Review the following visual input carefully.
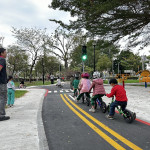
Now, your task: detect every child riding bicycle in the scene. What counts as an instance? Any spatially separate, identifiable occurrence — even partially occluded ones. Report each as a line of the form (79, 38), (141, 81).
(72, 75), (80, 97)
(88, 72), (106, 113)
(106, 78), (128, 120)
(76, 73), (91, 102)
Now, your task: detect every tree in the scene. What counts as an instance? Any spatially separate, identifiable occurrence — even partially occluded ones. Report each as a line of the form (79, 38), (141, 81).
(12, 27), (47, 82)
(117, 50), (142, 73)
(44, 28), (84, 69)
(49, 1), (150, 46)
(96, 54), (111, 71)
(7, 45), (28, 76)
(35, 55), (60, 77)
(70, 39), (119, 72)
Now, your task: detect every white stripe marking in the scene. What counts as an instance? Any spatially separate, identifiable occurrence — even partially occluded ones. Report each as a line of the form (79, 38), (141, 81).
(70, 89), (73, 92)
(69, 95), (75, 101)
(48, 91), (52, 93)
(60, 90), (63, 93)
(54, 91), (57, 93)
(65, 90), (69, 92)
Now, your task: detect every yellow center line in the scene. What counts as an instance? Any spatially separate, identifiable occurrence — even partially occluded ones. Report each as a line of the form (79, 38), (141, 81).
(64, 94), (142, 150)
(60, 94), (126, 150)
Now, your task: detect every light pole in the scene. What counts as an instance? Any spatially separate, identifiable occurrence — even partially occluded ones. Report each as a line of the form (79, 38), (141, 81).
(93, 41), (96, 72)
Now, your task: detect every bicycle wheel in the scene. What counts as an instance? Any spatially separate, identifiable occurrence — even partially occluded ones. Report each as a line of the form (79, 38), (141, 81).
(86, 97), (90, 106)
(132, 112), (136, 120)
(101, 102), (107, 113)
(107, 105), (110, 113)
(82, 95), (84, 103)
(123, 109), (134, 123)
(94, 101), (97, 109)
(74, 91), (77, 97)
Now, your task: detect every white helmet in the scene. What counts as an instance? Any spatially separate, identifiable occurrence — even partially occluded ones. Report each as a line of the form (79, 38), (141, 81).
(93, 71), (100, 79)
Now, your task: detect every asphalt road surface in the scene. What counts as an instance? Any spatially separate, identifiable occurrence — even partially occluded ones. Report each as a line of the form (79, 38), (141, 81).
(41, 83), (150, 150)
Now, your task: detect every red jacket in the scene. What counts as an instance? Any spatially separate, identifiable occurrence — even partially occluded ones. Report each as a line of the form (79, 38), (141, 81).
(106, 85), (128, 102)
(89, 78), (106, 96)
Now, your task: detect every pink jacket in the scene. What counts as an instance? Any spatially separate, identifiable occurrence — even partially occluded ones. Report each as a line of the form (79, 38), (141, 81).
(89, 78), (106, 96)
(78, 78), (91, 93)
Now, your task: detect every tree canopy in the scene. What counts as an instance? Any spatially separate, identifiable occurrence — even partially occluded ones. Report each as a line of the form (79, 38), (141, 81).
(49, 0), (150, 46)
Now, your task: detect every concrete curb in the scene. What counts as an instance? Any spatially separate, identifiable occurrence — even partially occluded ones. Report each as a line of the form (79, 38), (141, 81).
(37, 90), (49, 150)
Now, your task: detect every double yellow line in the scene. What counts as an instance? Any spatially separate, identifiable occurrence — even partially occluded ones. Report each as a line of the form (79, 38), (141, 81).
(60, 94), (142, 150)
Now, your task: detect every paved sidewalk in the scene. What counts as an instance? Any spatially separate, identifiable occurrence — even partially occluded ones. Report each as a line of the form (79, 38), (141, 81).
(0, 89), (48, 150)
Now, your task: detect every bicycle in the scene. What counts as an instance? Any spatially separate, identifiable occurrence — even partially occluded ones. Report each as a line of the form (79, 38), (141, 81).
(18, 84), (26, 89)
(74, 89), (79, 97)
(82, 93), (90, 106)
(107, 97), (136, 123)
(94, 95), (107, 113)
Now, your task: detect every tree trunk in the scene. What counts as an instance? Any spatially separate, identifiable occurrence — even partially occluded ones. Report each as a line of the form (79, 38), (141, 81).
(64, 59), (68, 69)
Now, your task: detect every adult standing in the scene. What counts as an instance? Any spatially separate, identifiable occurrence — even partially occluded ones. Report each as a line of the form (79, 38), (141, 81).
(50, 74), (54, 84)
(0, 48), (10, 121)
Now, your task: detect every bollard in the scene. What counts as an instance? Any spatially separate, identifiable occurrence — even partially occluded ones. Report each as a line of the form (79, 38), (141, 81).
(145, 82), (147, 88)
(123, 80), (125, 88)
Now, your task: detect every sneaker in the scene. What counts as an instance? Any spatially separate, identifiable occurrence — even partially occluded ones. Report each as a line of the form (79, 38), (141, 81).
(10, 105), (14, 108)
(76, 100), (79, 103)
(7, 105), (11, 108)
(89, 108), (96, 113)
(0, 116), (10, 121)
(106, 115), (114, 120)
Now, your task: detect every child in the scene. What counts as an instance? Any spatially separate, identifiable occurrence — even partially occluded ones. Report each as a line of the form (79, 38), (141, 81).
(76, 73), (91, 102)
(106, 78), (128, 119)
(72, 76), (80, 97)
(19, 79), (25, 88)
(57, 77), (62, 87)
(7, 76), (15, 107)
(89, 72), (106, 113)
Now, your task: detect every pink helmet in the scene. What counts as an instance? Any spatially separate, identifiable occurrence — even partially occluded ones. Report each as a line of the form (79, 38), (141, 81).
(83, 72), (89, 78)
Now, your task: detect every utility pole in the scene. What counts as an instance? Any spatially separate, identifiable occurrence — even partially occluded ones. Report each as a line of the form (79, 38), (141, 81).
(82, 61), (84, 72)
(93, 42), (96, 72)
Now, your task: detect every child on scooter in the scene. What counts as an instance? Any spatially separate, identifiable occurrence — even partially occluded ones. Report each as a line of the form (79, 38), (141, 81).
(88, 72), (106, 113)
(106, 78), (128, 119)
(76, 73), (91, 102)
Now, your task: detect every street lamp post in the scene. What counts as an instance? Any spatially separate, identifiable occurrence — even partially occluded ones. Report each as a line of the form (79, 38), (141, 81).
(93, 42), (96, 72)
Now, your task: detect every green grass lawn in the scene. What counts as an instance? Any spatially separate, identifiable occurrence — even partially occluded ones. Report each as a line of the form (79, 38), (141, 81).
(15, 90), (28, 98)
(124, 80), (139, 83)
(15, 80), (53, 87)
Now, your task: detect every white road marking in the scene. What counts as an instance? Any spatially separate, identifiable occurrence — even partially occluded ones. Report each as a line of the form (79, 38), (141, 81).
(65, 90), (69, 92)
(69, 95), (75, 101)
(70, 89), (73, 92)
(48, 91), (52, 93)
(60, 90), (63, 92)
(54, 90), (57, 93)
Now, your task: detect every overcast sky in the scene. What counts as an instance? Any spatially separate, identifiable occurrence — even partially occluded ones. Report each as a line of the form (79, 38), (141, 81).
(0, 0), (149, 56)
(0, 0), (71, 47)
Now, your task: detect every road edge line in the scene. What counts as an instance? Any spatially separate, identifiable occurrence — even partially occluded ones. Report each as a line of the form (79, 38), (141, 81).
(37, 89), (49, 150)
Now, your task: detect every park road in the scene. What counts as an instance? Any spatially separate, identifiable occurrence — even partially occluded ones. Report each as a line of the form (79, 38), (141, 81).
(41, 83), (150, 150)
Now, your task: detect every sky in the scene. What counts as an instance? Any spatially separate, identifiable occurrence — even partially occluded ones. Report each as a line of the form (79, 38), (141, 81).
(0, 0), (149, 56)
(0, 0), (71, 47)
